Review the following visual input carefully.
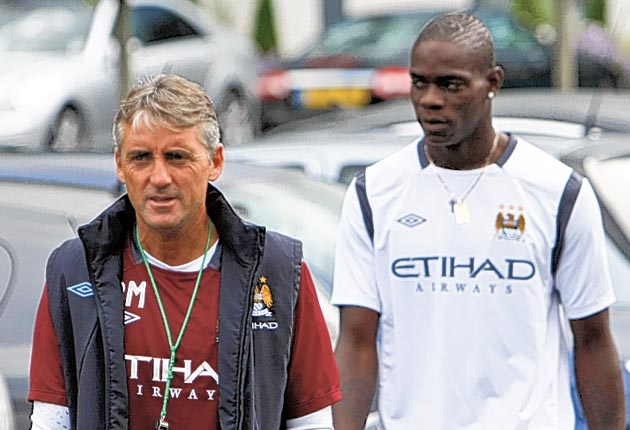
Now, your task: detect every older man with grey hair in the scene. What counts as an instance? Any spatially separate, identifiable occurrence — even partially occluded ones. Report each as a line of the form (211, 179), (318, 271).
(28, 74), (342, 430)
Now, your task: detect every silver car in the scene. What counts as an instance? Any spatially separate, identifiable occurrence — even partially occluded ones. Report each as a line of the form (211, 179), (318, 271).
(0, 0), (260, 152)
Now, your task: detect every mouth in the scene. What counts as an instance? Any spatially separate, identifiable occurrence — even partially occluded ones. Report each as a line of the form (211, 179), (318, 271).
(147, 195), (177, 207)
(420, 118), (450, 134)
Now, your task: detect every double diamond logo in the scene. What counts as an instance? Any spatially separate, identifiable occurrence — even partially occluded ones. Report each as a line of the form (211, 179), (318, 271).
(397, 213), (427, 228)
(67, 282), (94, 298)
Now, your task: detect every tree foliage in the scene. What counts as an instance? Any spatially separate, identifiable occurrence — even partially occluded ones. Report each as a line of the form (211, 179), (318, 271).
(512, 0), (607, 28)
(584, 0), (606, 23)
(253, 0), (278, 54)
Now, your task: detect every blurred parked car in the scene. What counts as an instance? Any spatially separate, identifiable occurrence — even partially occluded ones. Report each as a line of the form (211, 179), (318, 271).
(232, 89), (630, 184)
(0, 153), (356, 429)
(257, 9), (629, 128)
(0, 0), (260, 152)
(232, 90), (630, 427)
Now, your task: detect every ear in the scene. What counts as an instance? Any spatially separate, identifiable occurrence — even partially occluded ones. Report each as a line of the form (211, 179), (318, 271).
(114, 146), (126, 184)
(208, 144), (224, 182)
(486, 65), (505, 95)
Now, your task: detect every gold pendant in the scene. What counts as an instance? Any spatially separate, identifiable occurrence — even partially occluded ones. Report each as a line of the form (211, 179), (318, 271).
(454, 200), (470, 224)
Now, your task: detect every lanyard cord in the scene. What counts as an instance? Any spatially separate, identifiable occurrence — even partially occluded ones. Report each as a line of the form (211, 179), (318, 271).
(135, 220), (213, 423)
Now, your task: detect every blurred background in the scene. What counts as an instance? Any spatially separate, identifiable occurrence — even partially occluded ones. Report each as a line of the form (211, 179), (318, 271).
(1, 1), (630, 430)
(1, 0), (629, 143)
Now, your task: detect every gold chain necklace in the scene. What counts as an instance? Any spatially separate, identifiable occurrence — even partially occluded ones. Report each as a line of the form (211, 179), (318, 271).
(424, 130), (500, 224)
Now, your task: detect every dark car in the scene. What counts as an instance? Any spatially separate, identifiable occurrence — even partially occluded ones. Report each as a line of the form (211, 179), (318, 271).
(257, 9), (628, 128)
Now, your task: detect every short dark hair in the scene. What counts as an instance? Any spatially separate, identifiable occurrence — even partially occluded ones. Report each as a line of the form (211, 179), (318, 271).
(413, 12), (495, 71)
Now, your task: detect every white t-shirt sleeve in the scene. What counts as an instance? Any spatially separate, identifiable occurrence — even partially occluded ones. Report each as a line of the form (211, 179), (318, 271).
(32, 402), (333, 430)
(331, 178), (381, 313)
(31, 401), (70, 430)
(554, 178), (616, 319)
(285, 406), (334, 430)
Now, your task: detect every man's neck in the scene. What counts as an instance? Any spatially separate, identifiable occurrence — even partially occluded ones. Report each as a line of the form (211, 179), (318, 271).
(137, 222), (218, 266)
(427, 130), (504, 171)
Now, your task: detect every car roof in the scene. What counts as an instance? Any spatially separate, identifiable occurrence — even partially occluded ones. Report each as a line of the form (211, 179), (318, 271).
(0, 153), (120, 193)
(264, 88), (630, 135)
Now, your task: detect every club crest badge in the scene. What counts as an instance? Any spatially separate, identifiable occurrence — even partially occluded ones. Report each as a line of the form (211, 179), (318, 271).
(252, 276), (273, 317)
(495, 205), (526, 241)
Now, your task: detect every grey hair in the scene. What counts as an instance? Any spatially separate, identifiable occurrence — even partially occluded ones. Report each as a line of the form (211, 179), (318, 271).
(112, 74), (220, 155)
(413, 12), (495, 71)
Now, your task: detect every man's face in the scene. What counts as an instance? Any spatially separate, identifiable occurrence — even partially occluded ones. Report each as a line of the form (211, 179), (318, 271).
(115, 120), (223, 235)
(410, 39), (495, 147)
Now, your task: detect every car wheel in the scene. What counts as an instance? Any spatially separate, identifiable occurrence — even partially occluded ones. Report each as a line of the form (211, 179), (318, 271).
(48, 107), (83, 152)
(218, 92), (255, 146)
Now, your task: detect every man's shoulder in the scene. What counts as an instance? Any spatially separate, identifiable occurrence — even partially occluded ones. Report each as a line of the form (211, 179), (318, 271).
(263, 230), (303, 259)
(508, 136), (568, 166)
(48, 236), (85, 265)
(45, 237), (91, 298)
(504, 136), (574, 187)
(361, 138), (422, 194)
(368, 139), (420, 173)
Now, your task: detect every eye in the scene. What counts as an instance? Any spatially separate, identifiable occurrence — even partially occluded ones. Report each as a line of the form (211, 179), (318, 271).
(165, 152), (188, 161)
(411, 76), (427, 90)
(130, 152), (150, 162)
(443, 81), (464, 92)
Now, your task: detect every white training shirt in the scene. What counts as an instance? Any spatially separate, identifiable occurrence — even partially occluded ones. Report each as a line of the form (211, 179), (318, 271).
(332, 136), (615, 430)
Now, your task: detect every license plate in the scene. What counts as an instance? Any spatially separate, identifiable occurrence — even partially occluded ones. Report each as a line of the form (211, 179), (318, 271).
(298, 88), (372, 109)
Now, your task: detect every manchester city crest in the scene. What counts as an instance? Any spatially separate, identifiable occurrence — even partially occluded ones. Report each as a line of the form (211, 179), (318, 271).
(252, 276), (274, 317)
(495, 205), (526, 241)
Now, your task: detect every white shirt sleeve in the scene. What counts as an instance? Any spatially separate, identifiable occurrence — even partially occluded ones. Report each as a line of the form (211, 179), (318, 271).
(554, 178), (616, 319)
(286, 406), (334, 430)
(32, 401), (333, 430)
(331, 178), (381, 312)
(31, 401), (70, 430)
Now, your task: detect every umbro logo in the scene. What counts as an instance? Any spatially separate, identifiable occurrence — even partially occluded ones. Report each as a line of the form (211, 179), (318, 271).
(397, 213), (427, 228)
(67, 282), (94, 298)
(124, 311), (141, 325)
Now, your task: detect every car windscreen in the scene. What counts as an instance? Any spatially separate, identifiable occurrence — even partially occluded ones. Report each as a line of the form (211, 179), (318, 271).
(218, 171), (345, 299)
(0, 7), (92, 53)
(305, 12), (440, 63)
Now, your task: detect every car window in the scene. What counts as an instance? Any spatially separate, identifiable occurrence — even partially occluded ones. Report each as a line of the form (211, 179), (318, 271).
(481, 13), (540, 52)
(218, 174), (345, 298)
(308, 12), (437, 62)
(0, 7), (91, 53)
(131, 6), (199, 45)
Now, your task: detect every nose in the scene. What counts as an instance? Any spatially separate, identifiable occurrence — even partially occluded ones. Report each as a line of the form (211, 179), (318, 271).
(149, 156), (172, 188)
(414, 83), (444, 110)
